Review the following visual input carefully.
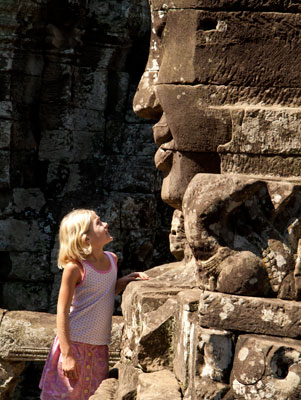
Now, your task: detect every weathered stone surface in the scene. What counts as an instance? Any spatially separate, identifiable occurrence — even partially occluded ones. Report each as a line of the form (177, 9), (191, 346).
(120, 1), (301, 399)
(0, 120), (11, 149)
(1, 282), (50, 311)
(0, 359), (25, 400)
(230, 334), (301, 400)
(109, 316), (124, 369)
(169, 209), (185, 260)
(134, 1), (301, 209)
(0, 0), (173, 316)
(0, 310), (56, 361)
(158, 10), (301, 87)
(0, 311), (124, 398)
(121, 281), (179, 372)
(219, 109), (301, 156)
(182, 173), (301, 299)
(221, 154), (301, 178)
(8, 188), (46, 214)
(0, 219), (50, 252)
(89, 378), (118, 400)
(199, 291), (301, 338)
(174, 290), (233, 398)
(136, 369), (182, 400)
(116, 362), (143, 400)
(150, 0), (301, 12)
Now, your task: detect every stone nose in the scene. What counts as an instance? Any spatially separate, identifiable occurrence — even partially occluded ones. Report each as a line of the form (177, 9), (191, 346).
(133, 71), (162, 120)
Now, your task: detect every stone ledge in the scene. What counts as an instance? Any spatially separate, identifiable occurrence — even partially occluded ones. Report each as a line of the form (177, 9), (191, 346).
(199, 290), (301, 338)
(0, 310), (123, 363)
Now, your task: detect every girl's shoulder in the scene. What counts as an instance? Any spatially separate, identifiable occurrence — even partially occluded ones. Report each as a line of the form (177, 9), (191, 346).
(105, 251), (118, 264)
(63, 260), (84, 277)
(64, 259), (82, 269)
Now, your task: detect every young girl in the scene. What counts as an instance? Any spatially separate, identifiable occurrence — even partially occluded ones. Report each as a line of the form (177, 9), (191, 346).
(39, 208), (149, 399)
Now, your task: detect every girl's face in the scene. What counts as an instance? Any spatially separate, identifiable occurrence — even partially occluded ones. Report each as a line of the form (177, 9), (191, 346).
(86, 212), (113, 248)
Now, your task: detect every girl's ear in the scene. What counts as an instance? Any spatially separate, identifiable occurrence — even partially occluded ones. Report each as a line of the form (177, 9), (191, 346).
(82, 232), (90, 244)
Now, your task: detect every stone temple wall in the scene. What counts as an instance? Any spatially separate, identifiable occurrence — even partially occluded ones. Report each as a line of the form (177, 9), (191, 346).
(0, 0), (173, 314)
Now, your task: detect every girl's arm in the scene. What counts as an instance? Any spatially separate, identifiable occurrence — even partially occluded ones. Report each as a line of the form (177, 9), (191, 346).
(110, 252), (149, 295)
(115, 272), (149, 295)
(56, 261), (82, 379)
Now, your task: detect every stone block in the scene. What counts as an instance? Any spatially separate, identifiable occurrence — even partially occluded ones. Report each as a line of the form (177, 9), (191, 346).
(0, 359), (25, 400)
(0, 219), (50, 252)
(72, 130), (105, 161)
(10, 188), (46, 214)
(103, 155), (157, 193)
(40, 61), (72, 104)
(155, 85), (232, 153)
(71, 108), (105, 132)
(1, 282), (50, 311)
(136, 297), (177, 372)
(23, 53), (44, 76)
(199, 290), (301, 338)
(220, 154), (301, 178)
(72, 67), (108, 111)
(105, 122), (156, 156)
(116, 362), (143, 400)
(0, 119), (11, 148)
(136, 369), (182, 400)
(45, 162), (79, 196)
(10, 114), (37, 151)
(0, 310), (56, 361)
(2, 251), (51, 282)
(38, 130), (74, 162)
(107, 71), (130, 116)
(0, 101), (12, 118)
(121, 273), (187, 372)
(0, 150), (9, 188)
(11, 74), (42, 105)
(109, 316), (124, 368)
(151, 0), (301, 11)
(230, 334), (301, 400)
(217, 107), (301, 177)
(174, 290), (232, 399)
(123, 292), (177, 371)
(10, 151), (44, 187)
(120, 195), (157, 230)
(89, 378), (118, 399)
(39, 128), (106, 163)
(0, 52), (13, 72)
(158, 10), (301, 87)
(173, 289), (201, 387)
(40, 105), (105, 132)
(218, 108), (301, 156)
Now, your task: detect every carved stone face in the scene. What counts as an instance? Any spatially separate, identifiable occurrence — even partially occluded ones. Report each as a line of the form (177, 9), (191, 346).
(133, 1), (301, 209)
(133, 2), (233, 208)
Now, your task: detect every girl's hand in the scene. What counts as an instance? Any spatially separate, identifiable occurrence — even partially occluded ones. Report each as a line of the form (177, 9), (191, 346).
(125, 272), (149, 281)
(115, 272), (149, 294)
(62, 354), (80, 380)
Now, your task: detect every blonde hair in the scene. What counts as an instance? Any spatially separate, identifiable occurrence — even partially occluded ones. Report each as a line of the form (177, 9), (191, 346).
(57, 209), (95, 269)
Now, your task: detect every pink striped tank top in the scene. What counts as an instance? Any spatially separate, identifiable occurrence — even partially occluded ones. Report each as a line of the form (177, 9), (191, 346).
(68, 251), (117, 345)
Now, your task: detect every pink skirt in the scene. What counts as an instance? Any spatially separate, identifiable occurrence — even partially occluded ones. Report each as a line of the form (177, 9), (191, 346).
(39, 336), (109, 400)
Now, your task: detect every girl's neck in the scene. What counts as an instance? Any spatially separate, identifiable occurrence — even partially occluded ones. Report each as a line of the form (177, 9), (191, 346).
(85, 248), (111, 271)
(86, 247), (105, 264)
